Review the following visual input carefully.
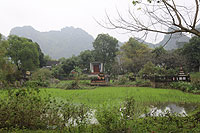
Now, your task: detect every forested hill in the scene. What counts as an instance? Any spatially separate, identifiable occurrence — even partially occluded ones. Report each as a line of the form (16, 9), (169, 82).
(10, 26), (94, 59)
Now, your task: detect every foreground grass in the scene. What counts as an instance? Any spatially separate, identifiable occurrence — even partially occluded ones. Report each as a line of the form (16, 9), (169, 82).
(0, 87), (200, 132)
(40, 87), (200, 108)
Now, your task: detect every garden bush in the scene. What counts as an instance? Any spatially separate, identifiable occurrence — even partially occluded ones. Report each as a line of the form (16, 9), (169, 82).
(0, 88), (60, 130)
(95, 97), (136, 132)
(135, 78), (151, 87)
(30, 68), (53, 87)
(191, 72), (200, 90)
(0, 87), (91, 132)
(112, 75), (129, 85)
(170, 82), (193, 92)
(112, 76), (152, 87)
(170, 81), (200, 93)
(66, 80), (81, 90)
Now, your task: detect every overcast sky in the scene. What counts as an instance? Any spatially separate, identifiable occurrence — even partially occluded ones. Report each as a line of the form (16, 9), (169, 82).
(0, 0), (135, 42)
(0, 0), (196, 43)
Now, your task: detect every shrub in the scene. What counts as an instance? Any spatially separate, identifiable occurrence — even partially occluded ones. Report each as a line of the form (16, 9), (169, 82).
(96, 105), (121, 132)
(114, 76), (129, 85)
(139, 61), (156, 77)
(0, 88), (61, 130)
(96, 97), (136, 132)
(0, 88), (91, 132)
(191, 72), (200, 90)
(170, 82), (192, 92)
(169, 81), (200, 93)
(135, 78), (151, 87)
(24, 80), (39, 88)
(29, 68), (53, 87)
(66, 80), (81, 90)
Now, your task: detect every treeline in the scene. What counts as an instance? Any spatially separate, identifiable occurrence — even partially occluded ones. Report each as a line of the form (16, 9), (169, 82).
(0, 33), (200, 86)
(52, 35), (200, 80)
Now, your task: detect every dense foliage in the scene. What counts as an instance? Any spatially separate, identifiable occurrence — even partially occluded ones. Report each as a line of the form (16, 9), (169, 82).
(0, 34), (16, 85)
(180, 36), (200, 72)
(119, 38), (152, 73)
(93, 34), (119, 74)
(7, 35), (40, 72)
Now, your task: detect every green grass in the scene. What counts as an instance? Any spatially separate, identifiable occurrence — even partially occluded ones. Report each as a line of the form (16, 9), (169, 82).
(39, 87), (200, 108)
(1, 86), (200, 109)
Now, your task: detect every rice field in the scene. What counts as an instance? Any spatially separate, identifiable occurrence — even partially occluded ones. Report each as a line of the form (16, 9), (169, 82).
(39, 87), (200, 108)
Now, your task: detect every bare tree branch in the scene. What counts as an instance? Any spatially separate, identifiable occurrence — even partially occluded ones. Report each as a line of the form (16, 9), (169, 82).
(97, 0), (200, 41)
(193, 0), (199, 28)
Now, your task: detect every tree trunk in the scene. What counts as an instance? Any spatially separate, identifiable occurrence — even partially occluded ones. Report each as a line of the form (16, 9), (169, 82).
(199, 65), (200, 72)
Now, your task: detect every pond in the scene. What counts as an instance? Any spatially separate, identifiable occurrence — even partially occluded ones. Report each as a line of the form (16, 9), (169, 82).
(57, 103), (199, 128)
(141, 103), (199, 117)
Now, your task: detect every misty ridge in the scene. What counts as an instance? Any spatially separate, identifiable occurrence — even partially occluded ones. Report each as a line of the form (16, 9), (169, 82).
(10, 26), (191, 59)
(10, 26), (94, 59)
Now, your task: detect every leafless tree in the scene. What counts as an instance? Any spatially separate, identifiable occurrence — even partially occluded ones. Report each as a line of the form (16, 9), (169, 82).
(98, 0), (200, 40)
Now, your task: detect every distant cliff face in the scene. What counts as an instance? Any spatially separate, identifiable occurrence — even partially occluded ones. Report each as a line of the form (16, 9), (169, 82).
(10, 26), (94, 59)
(141, 33), (190, 50)
(155, 33), (190, 50)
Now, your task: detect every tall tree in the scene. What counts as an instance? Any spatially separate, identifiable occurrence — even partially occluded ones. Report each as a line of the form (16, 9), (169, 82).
(93, 34), (118, 74)
(35, 42), (46, 68)
(180, 36), (200, 72)
(119, 37), (152, 73)
(0, 34), (15, 82)
(7, 35), (40, 72)
(78, 50), (95, 71)
(155, 50), (186, 69)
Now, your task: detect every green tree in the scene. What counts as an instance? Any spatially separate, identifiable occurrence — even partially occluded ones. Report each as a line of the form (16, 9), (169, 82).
(7, 35), (40, 73)
(180, 36), (200, 72)
(119, 37), (152, 73)
(139, 61), (156, 77)
(152, 46), (167, 59)
(44, 55), (53, 62)
(62, 56), (80, 76)
(151, 46), (185, 70)
(93, 34), (119, 74)
(0, 34), (16, 83)
(35, 43), (46, 67)
(78, 50), (95, 72)
(52, 64), (65, 79)
(156, 50), (186, 69)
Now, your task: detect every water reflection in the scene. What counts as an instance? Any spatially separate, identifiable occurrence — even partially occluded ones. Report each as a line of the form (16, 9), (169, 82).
(141, 103), (199, 117)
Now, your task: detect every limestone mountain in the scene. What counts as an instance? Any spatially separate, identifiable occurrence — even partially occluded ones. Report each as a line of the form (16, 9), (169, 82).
(141, 27), (190, 50)
(10, 26), (94, 59)
(155, 33), (190, 50)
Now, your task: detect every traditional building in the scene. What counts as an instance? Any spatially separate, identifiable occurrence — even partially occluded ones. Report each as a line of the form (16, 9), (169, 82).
(45, 61), (60, 68)
(90, 62), (104, 74)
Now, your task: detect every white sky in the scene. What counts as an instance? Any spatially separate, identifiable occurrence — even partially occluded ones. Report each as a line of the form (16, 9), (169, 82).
(0, 0), (196, 43)
(0, 0), (134, 42)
